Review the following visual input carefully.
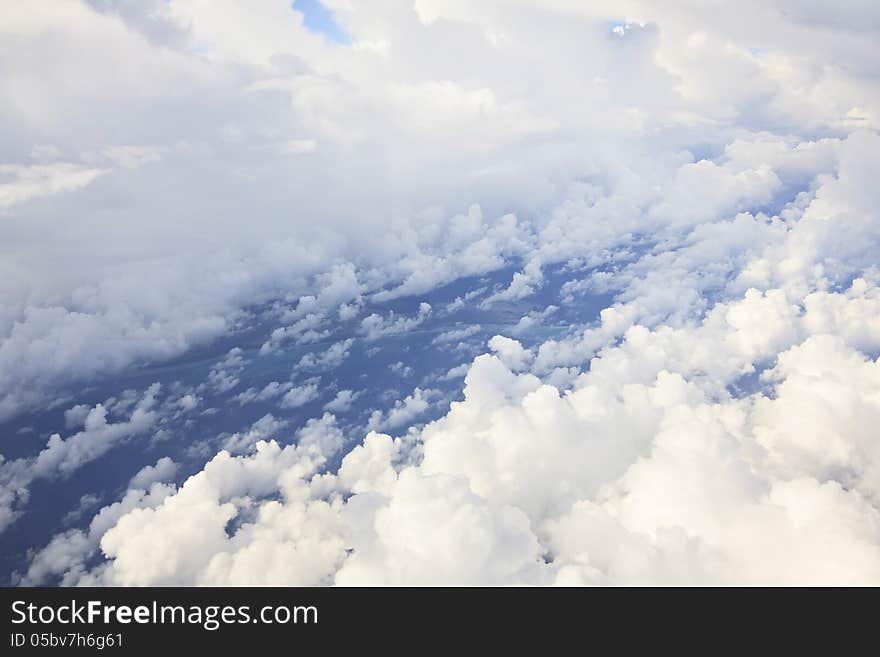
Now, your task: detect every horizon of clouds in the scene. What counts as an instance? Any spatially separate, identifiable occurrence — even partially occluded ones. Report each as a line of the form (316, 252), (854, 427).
(1, 0), (880, 585)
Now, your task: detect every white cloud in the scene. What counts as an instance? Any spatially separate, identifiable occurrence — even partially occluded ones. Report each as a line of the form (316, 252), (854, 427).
(296, 339), (353, 371)
(389, 361), (413, 378)
(221, 414), (289, 455)
(206, 348), (247, 394)
(431, 324), (482, 345)
(511, 304), (558, 334)
(481, 258), (544, 306)
(19, 482), (175, 586)
(65, 130), (880, 584)
(323, 389), (362, 413)
(360, 303), (432, 341)
(487, 335), (533, 371)
(279, 382), (320, 409)
(0, 385), (160, 532)
(439, 363), (471, 381)
(0, 162), (109, 211)
(367, 387), (436, 432)
(92, 414), (346, 586)
(34, 386), (160, 479)
(6, 0), (880, 586)
(233, 381), (292, 406)
(129, 457), (179, 490)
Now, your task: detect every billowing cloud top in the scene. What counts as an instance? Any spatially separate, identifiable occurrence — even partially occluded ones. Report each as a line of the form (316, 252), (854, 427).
(2, 0), (880, 585)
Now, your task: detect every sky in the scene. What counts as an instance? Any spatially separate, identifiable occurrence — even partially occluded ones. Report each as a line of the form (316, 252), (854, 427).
(1, 0), (880, 585)
(295, 0), (351, 43)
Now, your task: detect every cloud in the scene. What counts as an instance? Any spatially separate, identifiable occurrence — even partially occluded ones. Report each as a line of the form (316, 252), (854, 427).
(335, 467), (550, 585)
(54, 125), (880, 585)
(389, 361), (413, 378)
(0, 385), (161, 532)
(360, 303), (432, 341)
(5, 0), (880, 586)
(92, 415), (346, 586)
(439, 363), (470, 381)
(296, 339), (354, 371)
(33, 385), (160, 479)
(481, 258), (544, 306)
(367, 387), (437, 432)
(18, 482), (175, 586)
(431, 324), (482, 345)
(207, 348), (247, 394)
(487, 335), (533, 371)
(0, 0), (874, 428)
(233, 381), (293, 406)
(0, 162), (109, 211)
(280, 382), (321, 410)
(221, 415), (289, 455)
(323, 389), (362, 413)
(511, 305), (558, 334)
(129, 457), (179, 490)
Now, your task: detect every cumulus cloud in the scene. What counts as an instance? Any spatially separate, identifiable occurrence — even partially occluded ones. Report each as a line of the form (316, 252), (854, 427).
(280, 382), (321, 410)
(5, 0), (880, 586)
(481, 259), (544, 306)
(91, 414), (347, 586)
(52, 126), (880, 585)
(389, 361), (413, 378)
(0, 385), (160, 532)
(18, 482), (175, 586)
(297, 339), (354, 371)
(207, 348), (247, 394)
(487, 335), (533, 371)
(432, 324), (482, 345)
(2, 0), (874, 423)
(511, 305), (559, 334)
(360, 304), (432, 341)
(367, 388), (437, 432)
(233, 381), (293, 406)
(438, 363), (471, 381)
(323, 389), (362, 413)
(0, 162), (109, 211)
(221, 415), (289, 455)
(129, 457), (179, 490)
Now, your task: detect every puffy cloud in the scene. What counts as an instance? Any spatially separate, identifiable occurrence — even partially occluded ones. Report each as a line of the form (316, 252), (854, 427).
(206, 348), (247, 394)
(18, 482), (175, 586)
(487, 335), (533, 371)
(360, 303), (432, 341)
(335, 468), (551, 585)
(64, 172), (880, 583)
(280, 382), (321, 409)
(1, 0), (876, 423)
(367, 387), (437, 432)
(221, 415), (289, 455)
(6, 0), (880, 586)
(0, 162), (109, 211)
(439, 363), (470, 381)
(129, 457), (179, 490)
(752, 335), (880, 498)
(232, 381), (293, 406)
(431, 324), (482, 345)
(296, 339), (354, 371)
(481, 258), (544, 306)
(53, 273), (880, 585)
(0, 385), (161, 532)
(94, 415), (347, 586)
(389, 361), (413, 377)
(323, 389), (362, 413)
(260, 314), (330, 353)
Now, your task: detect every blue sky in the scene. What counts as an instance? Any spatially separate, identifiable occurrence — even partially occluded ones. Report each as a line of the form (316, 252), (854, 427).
(2, 0), (879, 587)
(294, 0), (350, 44)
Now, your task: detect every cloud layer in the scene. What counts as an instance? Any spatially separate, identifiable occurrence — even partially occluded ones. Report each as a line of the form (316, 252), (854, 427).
(2, 0), (880, 585)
